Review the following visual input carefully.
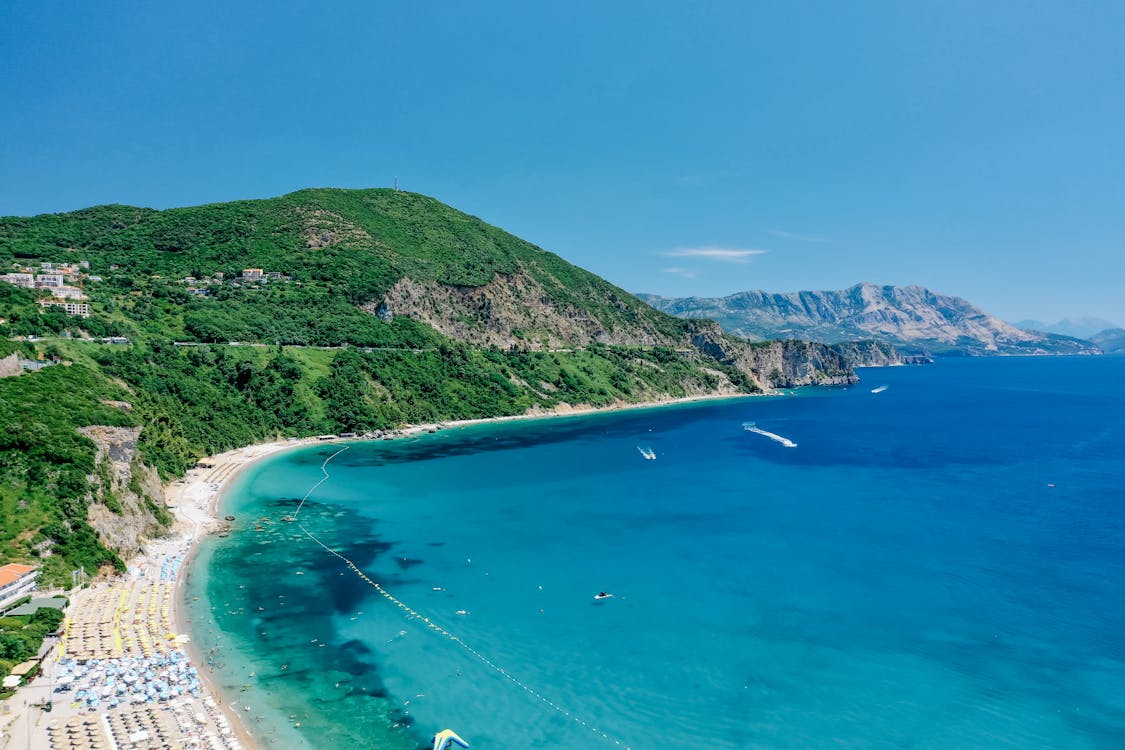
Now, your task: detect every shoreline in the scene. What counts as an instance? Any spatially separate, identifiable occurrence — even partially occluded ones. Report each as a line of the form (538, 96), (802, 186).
(6, 390), (759, 749)
(167, 441), (301, 750)
(165, 391), (760, 749)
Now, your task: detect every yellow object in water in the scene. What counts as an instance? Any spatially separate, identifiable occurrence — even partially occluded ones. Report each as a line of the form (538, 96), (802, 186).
(432, 728), (470, 750)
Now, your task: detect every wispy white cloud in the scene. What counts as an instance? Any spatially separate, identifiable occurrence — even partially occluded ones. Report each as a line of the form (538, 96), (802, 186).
(662, 247), (767, 263)
(768, 228), (831, 243)
(660, 267), (698, 278)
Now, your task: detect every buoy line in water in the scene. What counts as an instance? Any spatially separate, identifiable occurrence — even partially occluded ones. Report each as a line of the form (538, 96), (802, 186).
(290, 445), (633, 750)
(290, 446), (350, 521)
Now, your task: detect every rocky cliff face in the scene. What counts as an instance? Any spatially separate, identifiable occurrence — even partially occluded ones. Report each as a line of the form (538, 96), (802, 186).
(80, 425), (169, 559)
(379, 272), (675, 349)
(640, 283), (1102, 356)
(685, 322), (857, 388)
(378, 275), (858, 390)
(751, 340), (856, 388)
(0, 351), (21, 378)
(825, 340), (933, 367)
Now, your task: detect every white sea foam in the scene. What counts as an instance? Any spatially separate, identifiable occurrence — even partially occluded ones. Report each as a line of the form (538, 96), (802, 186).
(742, 422), (797, 448)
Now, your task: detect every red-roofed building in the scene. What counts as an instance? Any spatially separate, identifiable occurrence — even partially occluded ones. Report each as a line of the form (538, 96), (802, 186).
(0, 563), (38, 610)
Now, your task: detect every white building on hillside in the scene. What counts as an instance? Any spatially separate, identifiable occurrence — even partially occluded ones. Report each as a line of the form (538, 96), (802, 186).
(0, 273), (35, 288)
(36, 273), (64, 288)
(38, 299), (91, 317)
(53, 285), (86, 300)
(0, 564), (38, 611)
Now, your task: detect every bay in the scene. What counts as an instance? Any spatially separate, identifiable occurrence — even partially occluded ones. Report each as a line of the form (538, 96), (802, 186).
(184, 356), (1125, 749)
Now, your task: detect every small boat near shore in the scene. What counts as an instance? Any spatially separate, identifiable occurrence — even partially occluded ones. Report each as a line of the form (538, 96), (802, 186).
(871, 385), (889, 394)
(593, 591), (614, 602)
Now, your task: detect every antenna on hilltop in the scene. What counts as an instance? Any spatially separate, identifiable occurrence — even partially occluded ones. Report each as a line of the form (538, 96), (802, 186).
(394, 176), (399, 192)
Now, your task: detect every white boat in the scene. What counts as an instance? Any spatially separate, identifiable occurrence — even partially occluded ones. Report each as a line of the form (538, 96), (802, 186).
(636, 445), (656, 460)
(742, 422), (797, 448)
(870, 385), (888, 394)
(593, 591), (614, 601)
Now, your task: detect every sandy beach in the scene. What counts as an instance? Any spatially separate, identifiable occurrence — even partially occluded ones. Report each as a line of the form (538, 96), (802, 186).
(4, 391), (756, 750)
(0, 437), (306, 750)
(0, 437), (308, 750)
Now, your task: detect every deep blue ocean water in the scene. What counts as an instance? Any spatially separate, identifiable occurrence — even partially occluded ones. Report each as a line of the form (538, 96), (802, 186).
(184, 356), (1125, 749)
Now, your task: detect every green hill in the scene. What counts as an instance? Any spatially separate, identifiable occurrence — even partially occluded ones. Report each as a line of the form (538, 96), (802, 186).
(0, 188), (689, 348)
(0, 188), (856, 585)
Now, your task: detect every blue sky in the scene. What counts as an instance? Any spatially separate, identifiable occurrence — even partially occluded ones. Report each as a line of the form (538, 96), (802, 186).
(2, 1), (1123, 324)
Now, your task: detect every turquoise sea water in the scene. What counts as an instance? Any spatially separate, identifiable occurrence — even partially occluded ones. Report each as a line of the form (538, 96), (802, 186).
(184, 356), (1125, 749)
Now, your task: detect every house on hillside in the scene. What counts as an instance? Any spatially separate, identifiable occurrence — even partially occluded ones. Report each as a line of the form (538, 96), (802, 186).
(38, 299), (90, 317)
(0, 272), (35, 288)
(5, 597), (66, 618)
(53, 285), (86, 300)
(35, 273), (64, 288)
(0, 563), (39, 611)
(20, 358), (55, 372)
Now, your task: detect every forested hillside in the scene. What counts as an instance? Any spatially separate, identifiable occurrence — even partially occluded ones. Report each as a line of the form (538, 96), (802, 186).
(0, 188), (856, 584)
(0, 188), (690, 347)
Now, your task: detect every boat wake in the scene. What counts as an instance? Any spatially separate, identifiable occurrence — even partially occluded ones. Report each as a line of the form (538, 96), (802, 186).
(742, 422), (797, 448)
(636, 445), (656, 460)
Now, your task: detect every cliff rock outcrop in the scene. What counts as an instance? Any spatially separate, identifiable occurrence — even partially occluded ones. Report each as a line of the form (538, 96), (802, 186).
(829, 340), (907, 367)
(80, 425), (169, 559)
(379, 273), (671, 349)
(685, 321), (857, 388)
(378, 275), (858, 390)
(0, 351), (21, 378)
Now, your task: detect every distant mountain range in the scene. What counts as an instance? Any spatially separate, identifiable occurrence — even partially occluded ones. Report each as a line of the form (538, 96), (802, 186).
(1090, 328), (1125, 354)
(638, 283), (1101, 357)
(1013, 317), (1120, 339)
